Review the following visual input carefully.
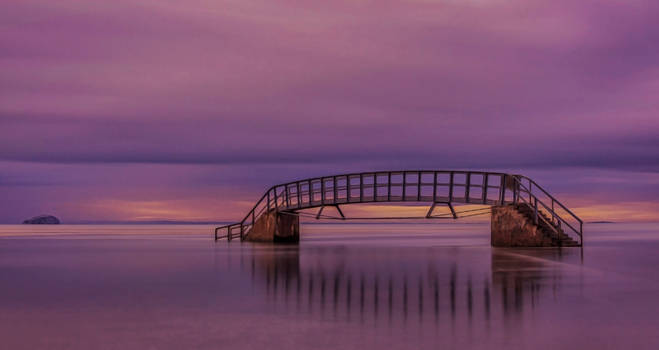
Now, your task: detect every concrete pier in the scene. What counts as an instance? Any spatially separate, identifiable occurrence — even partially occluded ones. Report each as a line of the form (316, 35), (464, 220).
(491, 204), (578, 247)
(245, 210), (299, 243)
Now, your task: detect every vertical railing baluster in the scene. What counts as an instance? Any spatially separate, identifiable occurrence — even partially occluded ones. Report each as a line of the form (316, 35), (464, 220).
(500, 175), (506, 205)
(402, 171), (407, 200)
(449, 171), (454, 202)
(311, 180), (315, 204)
(417, 172), (421, 201)
(321, 177), (326, 205)
(274, 187), (279, 211)
(551, 199), (555, 225)
(359, 174), (363, 202)
(534, 197), (538, 224)
(374, 173), (378, 202)
(465, 172), (471, 203)
(297, 182), (301, 209)
(432, 172), (437, 202)
(285, 185), (290, 208)
(388, 172), (392, 201)
(482, 173), (488, 203)
(333, 176), (338, 203)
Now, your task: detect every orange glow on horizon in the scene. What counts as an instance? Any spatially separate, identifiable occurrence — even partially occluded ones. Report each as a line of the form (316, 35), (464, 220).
(79, 198), (659, 224)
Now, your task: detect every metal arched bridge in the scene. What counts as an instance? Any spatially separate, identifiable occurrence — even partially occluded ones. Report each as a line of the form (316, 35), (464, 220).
(215, 170), (583, 246)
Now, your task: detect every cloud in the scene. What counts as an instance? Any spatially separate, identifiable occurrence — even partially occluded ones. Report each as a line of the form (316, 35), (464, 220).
(1, 0), (658, 222)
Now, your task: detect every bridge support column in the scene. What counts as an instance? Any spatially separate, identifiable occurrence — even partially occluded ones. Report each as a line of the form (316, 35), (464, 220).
(491, 204), (563, 247)
(245, 210), (299, 243)
(426, 202), (456, 219)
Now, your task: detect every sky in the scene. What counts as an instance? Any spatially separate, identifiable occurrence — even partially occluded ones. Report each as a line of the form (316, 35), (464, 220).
(1, 0), (658, 223)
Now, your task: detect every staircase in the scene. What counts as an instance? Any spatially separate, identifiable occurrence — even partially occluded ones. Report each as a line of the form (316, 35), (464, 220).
(512, 203), (580, 247)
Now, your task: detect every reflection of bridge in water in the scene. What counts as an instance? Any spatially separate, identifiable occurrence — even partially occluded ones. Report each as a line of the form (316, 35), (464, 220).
(235, 245), (581, 326)
(215, 171), (583, 247)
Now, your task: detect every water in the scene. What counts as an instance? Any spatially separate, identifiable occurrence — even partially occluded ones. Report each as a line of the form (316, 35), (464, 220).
(1, 223), (658, 349)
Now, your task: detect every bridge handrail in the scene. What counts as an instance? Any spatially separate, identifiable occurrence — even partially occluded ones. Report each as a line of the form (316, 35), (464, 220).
(235, 170), (508, 230)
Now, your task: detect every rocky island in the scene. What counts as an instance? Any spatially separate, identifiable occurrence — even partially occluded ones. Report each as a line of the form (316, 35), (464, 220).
(22, 215), (60, 224)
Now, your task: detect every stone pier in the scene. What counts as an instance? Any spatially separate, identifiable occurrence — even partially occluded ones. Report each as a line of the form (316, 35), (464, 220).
(245, 210), (300, 243)
(490, 204), (577, 247)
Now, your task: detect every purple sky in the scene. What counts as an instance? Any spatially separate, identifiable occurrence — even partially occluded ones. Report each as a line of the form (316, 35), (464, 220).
(2, 0), (658, 223)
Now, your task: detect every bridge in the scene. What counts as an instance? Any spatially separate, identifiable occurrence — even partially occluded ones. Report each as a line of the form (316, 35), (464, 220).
(215, 170), (583, 247)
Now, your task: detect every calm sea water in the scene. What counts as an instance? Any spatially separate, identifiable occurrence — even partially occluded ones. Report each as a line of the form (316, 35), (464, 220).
(1, 223), (658, 349)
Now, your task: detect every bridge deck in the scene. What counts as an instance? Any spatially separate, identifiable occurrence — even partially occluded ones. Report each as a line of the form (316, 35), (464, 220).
(278, 196), (502, 210)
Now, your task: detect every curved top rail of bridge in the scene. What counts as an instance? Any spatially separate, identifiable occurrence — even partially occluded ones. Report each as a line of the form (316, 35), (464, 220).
(215, 170), (583, 245)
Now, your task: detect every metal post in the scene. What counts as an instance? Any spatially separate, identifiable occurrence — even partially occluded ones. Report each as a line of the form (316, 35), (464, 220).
(335, 204), (346, 220)
(465, 173), (471, 203)
(432, 172), (437, 201)
(426, 202), (437, 218)
(267, 191), (271, 211)
(417, 172), (421, 201)
(316, 206), (325, 219)
(285, 185), (290, 208)
(359, 174), (363, 202)
(449, 172), (454, 202)
(321, 178), (326, 205)
(402, 171), (407, 200)
(387, 172), (392, 201)
(374, 173), (378, 201)
(500, 175), (506, 205)
(482, 174), (488, 203)
(513, 180), (518, 204)
(447, 203), (457, 219)
(551, 199), (555, 224)
(308, 180), (313, 204)
(333, 176), (338, 203)
(274, 187), (279, 210)
(297, 182), (301, 209)
(533, 197), (538, 224)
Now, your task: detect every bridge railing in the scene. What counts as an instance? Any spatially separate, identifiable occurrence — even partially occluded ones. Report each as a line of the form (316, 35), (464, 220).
(214, 171), (583, 245)
(263, 170), (508, 208)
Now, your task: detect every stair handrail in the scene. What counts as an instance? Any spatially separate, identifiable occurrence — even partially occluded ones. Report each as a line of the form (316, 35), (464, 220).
(509, 187), (561, 237)
(510, 176), (583, 243)
(516, 175), (583, 226)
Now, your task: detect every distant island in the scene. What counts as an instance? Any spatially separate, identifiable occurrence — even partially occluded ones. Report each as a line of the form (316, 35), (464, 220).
(588, 221), (615, 224)
(22, 215), (60, 224)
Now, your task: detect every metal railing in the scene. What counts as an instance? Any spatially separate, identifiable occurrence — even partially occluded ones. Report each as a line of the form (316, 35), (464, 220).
(509, 175), (583, 245)
(215, 170), (583, 245)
